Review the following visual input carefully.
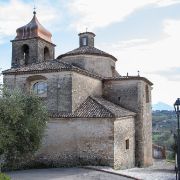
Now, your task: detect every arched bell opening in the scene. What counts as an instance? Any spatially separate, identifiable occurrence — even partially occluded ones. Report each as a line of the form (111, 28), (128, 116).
(44, 47), (50, 61)
(22, 44), (29, 65)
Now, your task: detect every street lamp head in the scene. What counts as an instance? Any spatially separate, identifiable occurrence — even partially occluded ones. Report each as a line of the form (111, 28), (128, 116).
(174, 98), (180, 113)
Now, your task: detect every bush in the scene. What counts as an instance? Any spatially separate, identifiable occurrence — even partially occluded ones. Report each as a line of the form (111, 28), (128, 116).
(0, 88), (48, 169)
(166, 151), (175, 160)
(0, 173), (10, 180)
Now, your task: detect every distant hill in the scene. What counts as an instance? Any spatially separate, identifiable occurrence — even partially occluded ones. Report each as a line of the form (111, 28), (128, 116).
(152, 102), (174, 111)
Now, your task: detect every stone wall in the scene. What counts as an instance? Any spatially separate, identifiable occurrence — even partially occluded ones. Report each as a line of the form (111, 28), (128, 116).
(60, 55), (115, 77)
(36, 118), (115, 167)
(3, 72), (72, 112)
(11, 38), (55, 67)
(72, 72), (102, 112)
(46, 72), (72, 112)
(3, 71), (102, 113)
(114, 117), (135, 169)
(38, 39), (55, 62)
(103, 79), (153, 167)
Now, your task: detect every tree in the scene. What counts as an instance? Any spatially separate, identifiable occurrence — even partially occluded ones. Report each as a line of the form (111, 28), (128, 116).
(0, 88), (48, 170)
(0, 68), (2, 96)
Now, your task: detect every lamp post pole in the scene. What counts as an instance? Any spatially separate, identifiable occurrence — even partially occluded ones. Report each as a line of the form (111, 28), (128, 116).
(174, 98), (180, 180)
(178, 111), (180, 180)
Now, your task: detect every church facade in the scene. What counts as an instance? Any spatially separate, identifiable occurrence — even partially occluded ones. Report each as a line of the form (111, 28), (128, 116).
(3, 11), (153, 169)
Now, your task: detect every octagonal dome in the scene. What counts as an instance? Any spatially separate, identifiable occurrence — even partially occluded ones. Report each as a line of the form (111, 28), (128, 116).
(15, 11), (52, 43)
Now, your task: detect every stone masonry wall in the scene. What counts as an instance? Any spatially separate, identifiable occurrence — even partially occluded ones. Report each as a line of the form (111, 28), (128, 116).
(12, 39), (38, 67)
(72, 72), (102, 112)
(4, 71), (102, 113)
(11, 38), (55, 67)
(3, 72), (72, 112)
(46, 72), (72, 112)
(36, 118), (114, 167)
(37, 39), (55, 62)
(114, 117), (135, 169)
(141, 82), (152, 166)
(60, 55), (115, 77)
(103, 79), (153, 167)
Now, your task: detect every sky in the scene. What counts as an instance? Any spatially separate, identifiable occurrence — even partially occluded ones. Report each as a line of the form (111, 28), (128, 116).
(0, 0), (180, 105)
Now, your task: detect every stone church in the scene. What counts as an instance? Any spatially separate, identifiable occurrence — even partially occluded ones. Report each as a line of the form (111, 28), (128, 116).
(3, 11), (153, 169)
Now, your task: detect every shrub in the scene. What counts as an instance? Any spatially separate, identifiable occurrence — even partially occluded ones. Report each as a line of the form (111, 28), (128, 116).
(0, 173), (11, 180)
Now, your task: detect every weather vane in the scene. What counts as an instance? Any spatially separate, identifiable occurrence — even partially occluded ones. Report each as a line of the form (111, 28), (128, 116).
(33, 0), (36, 15)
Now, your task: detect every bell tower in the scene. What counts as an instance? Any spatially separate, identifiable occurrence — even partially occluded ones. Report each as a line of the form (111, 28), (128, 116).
(11, 10), (55, 68)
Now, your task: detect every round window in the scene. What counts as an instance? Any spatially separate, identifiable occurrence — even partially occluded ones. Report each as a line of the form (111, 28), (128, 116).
(32, 81), (47, 96)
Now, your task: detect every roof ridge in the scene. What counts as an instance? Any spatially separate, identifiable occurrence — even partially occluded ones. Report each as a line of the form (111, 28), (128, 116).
(103, 76), (153, 86)
(49, 96), (135, 118)
(91, 96), (136, 116)
(73, 97), (90, 115)
(3, 60), (104, 80)
(57, 60), (73, 67)
(89, 96), (115, 117)
(73, 96), (114, 117)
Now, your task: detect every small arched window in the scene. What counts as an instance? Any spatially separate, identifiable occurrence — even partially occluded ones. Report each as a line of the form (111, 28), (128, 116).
(22, 44), (29, 65)
(32, 81), (47, 97)
(44, 47), (50, 61)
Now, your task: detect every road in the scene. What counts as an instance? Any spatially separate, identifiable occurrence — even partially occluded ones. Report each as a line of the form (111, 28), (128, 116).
(7, 167), (134, 180)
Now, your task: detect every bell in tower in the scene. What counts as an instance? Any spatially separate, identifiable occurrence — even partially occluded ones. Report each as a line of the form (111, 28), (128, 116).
(11, 10), (56, 68)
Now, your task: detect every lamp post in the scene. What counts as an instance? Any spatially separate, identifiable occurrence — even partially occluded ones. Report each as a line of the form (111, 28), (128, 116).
(174, 98), (180, 180)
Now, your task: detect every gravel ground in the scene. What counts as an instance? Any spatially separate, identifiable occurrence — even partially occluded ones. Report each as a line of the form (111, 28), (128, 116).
(87, 159), (175, 180)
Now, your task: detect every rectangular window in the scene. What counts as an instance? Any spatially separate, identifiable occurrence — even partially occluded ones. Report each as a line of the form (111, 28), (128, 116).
(126, 139), (129, 150)
(82, 37), (87, 46)
(145, 85), (150, 103)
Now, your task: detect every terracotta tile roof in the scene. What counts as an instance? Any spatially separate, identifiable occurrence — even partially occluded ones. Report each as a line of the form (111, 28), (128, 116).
(57, 46), (117, 61)
(91, 96), (135, 117)
(74, 96), (114, 118)
(50, 96), (135, 118)
(3, 60), (102, 79)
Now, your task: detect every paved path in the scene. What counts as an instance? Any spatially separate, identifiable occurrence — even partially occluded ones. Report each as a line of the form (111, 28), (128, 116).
(88, 160), (175, 180)
(7, 167), (134, 180)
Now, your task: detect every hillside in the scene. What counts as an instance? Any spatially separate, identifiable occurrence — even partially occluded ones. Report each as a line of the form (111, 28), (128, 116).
(152, 102), (173, 111)
(152, 110), (176, 156)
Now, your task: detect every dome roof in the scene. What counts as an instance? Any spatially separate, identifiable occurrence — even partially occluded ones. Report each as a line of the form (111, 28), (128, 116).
(57, 31), (117, 61)
(15, 11), (52, 43)
(57, 46), (117, 61)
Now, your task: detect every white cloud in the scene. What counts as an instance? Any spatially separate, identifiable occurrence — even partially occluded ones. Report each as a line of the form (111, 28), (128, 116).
(99, 19), (180, 104)
(0, 0), (59, 39)
(156, 0), (180, 7)
(68, 0), (180, 31)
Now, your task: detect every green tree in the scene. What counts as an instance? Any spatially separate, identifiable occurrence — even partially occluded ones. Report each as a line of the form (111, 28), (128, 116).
(0, 88), (48, 169)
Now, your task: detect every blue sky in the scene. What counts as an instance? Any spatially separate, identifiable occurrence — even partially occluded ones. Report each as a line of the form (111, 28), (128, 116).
(0, 0), (180, 105)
